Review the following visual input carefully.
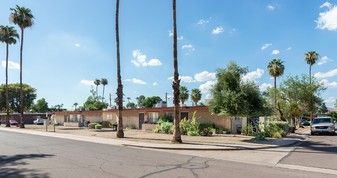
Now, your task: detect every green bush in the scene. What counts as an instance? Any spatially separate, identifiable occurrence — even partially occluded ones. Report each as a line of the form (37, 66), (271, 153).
(263, 121), (290, 138)
(125, 124), (136, 130)
(88, 123), (98, 129)
(241, 124), (257, 136)
(199, 123), (214, 136)
(101, 121), (112, 128)
(179, 118), (191, 135)
(153, 119), (173, 134)
(179, 111), (201, 136)
(187, 130), (200, 136)
(95, 124), (102, 129)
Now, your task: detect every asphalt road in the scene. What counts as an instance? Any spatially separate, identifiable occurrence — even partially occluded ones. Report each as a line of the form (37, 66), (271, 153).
(280, 130), (337, 170)
(0, 130), (336, 178)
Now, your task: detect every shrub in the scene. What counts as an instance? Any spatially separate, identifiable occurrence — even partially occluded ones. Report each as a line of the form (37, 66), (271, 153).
(88, 123), (98, 129)
(263, 121), (290, 138)
(125, 124), (136, 130)
(179, 111), (201, 136)
(187, 130), (199, 136)
(216, 127), (224, 134)
(161, 122), (173, 134)
(199, 123), (214, 136)
(101, 121), (112, 128)
(241, 124), (257, 136)
(95, 124), (102, 129)
(179, 118), (190, 135)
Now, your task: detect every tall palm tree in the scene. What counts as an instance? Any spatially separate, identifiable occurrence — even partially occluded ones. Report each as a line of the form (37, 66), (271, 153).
(171, 0), (182, 143)
(94, 79), (101, 98)
(304, 51), (319, 85)
(0, 25), (19, 127)
(179, 86), (189, 105)
(191, 88), (202, 106)
(267, 59), (285, 108)
(304, 51), (319, 120)
(101, 78), (108, 102)
(10, 5), (34, 128)
(73, 102), (78, 111)
(115, 0), (124, 138)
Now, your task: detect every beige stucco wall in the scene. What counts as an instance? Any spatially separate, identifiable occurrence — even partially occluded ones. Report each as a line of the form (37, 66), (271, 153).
(103, 110), (140, 129)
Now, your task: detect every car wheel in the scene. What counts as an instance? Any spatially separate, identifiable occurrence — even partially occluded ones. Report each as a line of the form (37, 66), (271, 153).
(310, 131), (314, 135)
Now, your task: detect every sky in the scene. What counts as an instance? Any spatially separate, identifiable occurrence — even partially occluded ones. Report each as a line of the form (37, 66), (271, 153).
(1, 0), (337, 110)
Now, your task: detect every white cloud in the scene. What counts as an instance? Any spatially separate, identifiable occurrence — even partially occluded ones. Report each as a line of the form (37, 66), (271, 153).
(320, 2), (332, 8)
(259, 83), (272, 91)
(75, 43), (80, 47)
(325, 97), (336, 108)
(242, 68), (264, 82)
(316, 4), (337, 31)
(197, 19), (209, 25)
(267, 5), (276, 11)
(212, 26), (224, 35)
(126, 78), (146, 85)
(286, 47), (292, 51)
(199, 80), (216, 93)
(320, 79), (337, 88)
(314, 68), (337, 78)
(182, 44), (193, 49)
(261, 43), (272, 50)
(168, 30), (183, 40)
(80, 80), (94, 86)
(131, 50), (162, 67)
(167, 76), (195, 83)
(272, 50), (280, 55)
(153, 82), (157, 86)
(194, 71), (216, 82)
(2, 61), (20, 69)
(318, 56), (331, 65)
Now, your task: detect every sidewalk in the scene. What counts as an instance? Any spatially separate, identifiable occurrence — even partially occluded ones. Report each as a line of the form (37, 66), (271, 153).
(0, 125), (309, 150)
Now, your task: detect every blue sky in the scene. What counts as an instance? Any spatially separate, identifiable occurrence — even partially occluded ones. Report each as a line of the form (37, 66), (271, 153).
(1, 0), (337, 110)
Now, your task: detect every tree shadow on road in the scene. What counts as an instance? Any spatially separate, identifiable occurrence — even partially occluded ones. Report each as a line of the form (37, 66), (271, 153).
(0, 154), (54, 178)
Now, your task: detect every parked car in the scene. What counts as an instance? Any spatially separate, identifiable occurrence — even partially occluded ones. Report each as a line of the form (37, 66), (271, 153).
(33, 118), (45, 125)
(301, 119), (310, 126)
(9, 119), (19, 126)
(310, 117), (335, 135)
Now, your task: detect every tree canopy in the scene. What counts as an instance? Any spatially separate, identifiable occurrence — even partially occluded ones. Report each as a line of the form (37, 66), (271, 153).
(31, 98), (48, 113)
(209, 61), (267, 117)
(179, 86), (189, 105)
(0, 83), (36, 113)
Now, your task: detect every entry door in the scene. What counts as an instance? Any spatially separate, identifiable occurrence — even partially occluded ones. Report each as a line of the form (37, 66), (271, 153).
(139, 113), (144, 129)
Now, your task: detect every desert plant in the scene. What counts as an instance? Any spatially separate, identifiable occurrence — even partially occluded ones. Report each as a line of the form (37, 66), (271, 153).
(101, 121), (112, 128)
(95, 124), (102, 129)
(88, 123), (98, 129)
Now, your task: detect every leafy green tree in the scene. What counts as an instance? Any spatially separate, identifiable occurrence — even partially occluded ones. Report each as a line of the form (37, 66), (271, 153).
(277, 75), (325, 128)
(190, 88), (202, 106)
(179, 86), (189, 105)
(126, 102), (136, 109)
(31, 98), (48, 113)
(0, 83), (36, 114)
(10, 5), (34, 128)
(318, 102), (328, 114)
(115, 0), (124, 138)
(0, 25), (19, 127)
(171, 0), (182, 143)
(136, 95), (146, 108)
(141, 96), (162, 108)
(83, 89), (108, 110)
(101, 78), (108, 102)
(209, 61), (266, 117)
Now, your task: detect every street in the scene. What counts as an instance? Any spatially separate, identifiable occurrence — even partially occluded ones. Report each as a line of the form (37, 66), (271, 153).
(0, 130), (336, 178)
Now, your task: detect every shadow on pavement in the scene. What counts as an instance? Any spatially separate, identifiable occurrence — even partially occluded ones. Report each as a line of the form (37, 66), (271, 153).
(0, 154), (54, 178)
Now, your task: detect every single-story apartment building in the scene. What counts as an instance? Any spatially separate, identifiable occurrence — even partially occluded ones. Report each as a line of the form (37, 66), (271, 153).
(52, 106), (246, 134)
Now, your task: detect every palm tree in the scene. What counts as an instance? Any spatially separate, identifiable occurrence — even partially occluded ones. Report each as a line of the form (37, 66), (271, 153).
(73, 102), (78, 111)
(10, 5), (34, 128)
(101, 78), (108, 102)
(267, 59), (285, 108)
(191, 88), (202, 106)
(115, 0), (124, 138)
(304, 51), (319, 120)
(179, 86), (189, 105)
(94, 79), (101, 98)
(171, 0), (182, 143)
(304, 51), (319, 85)
(0, 25), (19, 127)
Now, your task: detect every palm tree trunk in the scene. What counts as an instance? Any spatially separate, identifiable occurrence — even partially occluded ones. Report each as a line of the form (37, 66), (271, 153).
(171, 0), (182, 144)
(309, 65), (313, 121)
(102, 85), (105, 102)
(19, 28), (25, 128)
(274, 76), (277, 108)
(115, 0), (124, 138)
(5, 43), (10, 127)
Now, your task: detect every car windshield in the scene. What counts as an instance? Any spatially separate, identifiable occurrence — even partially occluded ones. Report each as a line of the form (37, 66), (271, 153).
(312, 118), (332, 124)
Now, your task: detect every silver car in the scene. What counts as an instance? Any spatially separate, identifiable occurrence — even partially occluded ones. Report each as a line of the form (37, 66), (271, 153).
(310, 117), (335, 135)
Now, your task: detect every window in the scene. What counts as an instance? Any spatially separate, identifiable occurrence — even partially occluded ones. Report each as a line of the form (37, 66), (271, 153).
(148, 112), (159, 123)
